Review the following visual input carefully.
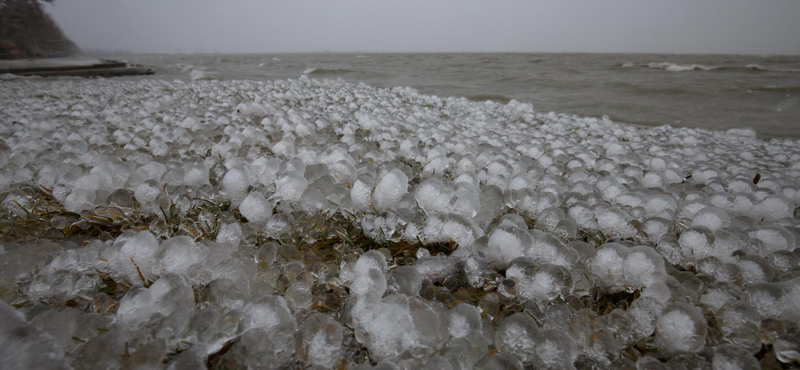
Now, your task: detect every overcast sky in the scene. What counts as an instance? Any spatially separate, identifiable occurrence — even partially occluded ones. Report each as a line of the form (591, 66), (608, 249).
(47, 0), (800, 55)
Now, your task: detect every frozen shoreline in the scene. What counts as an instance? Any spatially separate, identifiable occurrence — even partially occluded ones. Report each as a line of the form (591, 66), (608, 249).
(1, 77), (799, 369)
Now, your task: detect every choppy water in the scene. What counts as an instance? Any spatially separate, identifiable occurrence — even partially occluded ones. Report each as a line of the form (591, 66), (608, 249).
(110, 53), (800, 138)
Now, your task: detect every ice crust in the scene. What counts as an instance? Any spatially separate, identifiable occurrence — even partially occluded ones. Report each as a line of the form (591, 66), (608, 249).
(1, 76), (799, 369)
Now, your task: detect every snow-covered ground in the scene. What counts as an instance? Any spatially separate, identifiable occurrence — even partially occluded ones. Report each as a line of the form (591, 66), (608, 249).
(1, 77), (799, 369)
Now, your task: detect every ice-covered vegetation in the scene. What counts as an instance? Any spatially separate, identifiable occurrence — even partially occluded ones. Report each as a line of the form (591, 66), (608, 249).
(1, 76), (799, 369)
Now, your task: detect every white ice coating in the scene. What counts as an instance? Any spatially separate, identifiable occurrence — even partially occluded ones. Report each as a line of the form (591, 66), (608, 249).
(1, 76), (799, 369)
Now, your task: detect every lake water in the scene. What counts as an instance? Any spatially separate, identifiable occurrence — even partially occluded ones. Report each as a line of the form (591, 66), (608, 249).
(108, 52), (800, 138)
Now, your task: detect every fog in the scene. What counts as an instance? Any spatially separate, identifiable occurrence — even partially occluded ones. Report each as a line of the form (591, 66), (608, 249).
(47, 0), (800, 54)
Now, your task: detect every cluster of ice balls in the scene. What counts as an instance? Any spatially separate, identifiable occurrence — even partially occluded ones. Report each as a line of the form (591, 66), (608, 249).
(1, 75), (799, 369)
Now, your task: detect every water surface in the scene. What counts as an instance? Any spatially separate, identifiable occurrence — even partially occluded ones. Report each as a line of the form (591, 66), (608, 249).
(108, 53), (800, 138)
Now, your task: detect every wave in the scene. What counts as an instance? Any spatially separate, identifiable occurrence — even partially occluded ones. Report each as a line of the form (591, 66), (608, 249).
(646, 62), (717, 72)
(745, 64), (767, 71)
(188, 68), (218, 81)
(302, 67), (357, 75)
(619, 62), (800, 74)
(749, 86), (800, 94)
(466, 94), (512, 104)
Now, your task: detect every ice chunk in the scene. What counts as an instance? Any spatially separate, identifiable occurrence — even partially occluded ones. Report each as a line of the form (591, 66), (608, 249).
(373, 168), (409, 210)
(596, 206), (635, 238)
(72, 328), (126, 370)
(111, 230), (160, 285)
(236, 295), (296, 369)
(590, 243), (627, 290)
(156, 235), (205, 275)
(134, 179), (163, 213)
(221, 165), (251, 204)
(713, 345), (762, 370)
(691, 206), (731, 231)
(239, 191), (272, 225)
(752, 196), (794, 221)
(0, 301), (71, 370)
(655, 303), (707, 353)
(353, 295), (418, 360)
(495, 312), (540, 363)
(117, 273), (194, 343)
(445, 303), (482, 339)
(351, 175), (375, 211)
(424, 213), (483, 247)
(623, 246), (666, 289)
(475, 353), (524, 370)
(717, 300), (762, 353)
(679, 227), (715, 262)
(276, 171), (307, 204)
(479, 225), (532, 268)
(297, 313), (343, 369)
(350, 264), (387, 298)
(748, 226), (796, 253)
(64, 188), (97, 213)
(452, 182), (481, 218)
(506, 261), (572, 305)
(216, 222), (243, 246)
(415, 178), (455, 215)
(628, 297), (664, 341)
(532, 329), (577, 369)
(568, 202), (598, 230)
(388, 265), (422, 297)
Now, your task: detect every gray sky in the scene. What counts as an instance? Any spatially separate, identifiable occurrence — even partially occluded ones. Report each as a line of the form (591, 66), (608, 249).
(47, 0), (800, 54)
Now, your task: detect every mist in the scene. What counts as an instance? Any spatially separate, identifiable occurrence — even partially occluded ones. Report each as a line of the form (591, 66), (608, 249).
(47, 0), (800, 54)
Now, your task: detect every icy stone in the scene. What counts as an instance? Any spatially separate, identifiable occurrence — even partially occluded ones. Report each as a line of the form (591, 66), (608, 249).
(297, 313), (343, 368)
(628, 297), (664, 341)
(351, 175), (375, 211)
(773, 334), (800, 364)
(589, 243), (627, 290)
(388, 265), (422, 297)
(216, 222), (243, 246)
(134, 179), (162, 213)
(713, 345), (761, 370)
(445, 303), (482, 339)
(533, 329), (577, 369)
(623, 246), (666, 289)
(655, 303), (707, 353)
(495, 312), (540, 363)
(452, 182), (481, 218)
(156, 235), (205, 275)
(64, 188), (97, 213)
(353, 295), (418, 360)
(506, 261), (572, 305)
(276, 171), (307, 204)
(679, 227), (716, 262)
(475, 353), (524, 370)
(221, 165), (251, 204)
(717, 300), (762, 353)
(748, 226), (796, 253)
(373, 168), (409, 210)
(236, 296), (296, 369)
(415, 178), (455, 215)
(117, 273), (194, 343)
(691, 206), (731, 231)
(239, 191), (272, 225)
(111, 231), (160, 285)
(0, 301), (71, 370)
(480, 226), (532, 268)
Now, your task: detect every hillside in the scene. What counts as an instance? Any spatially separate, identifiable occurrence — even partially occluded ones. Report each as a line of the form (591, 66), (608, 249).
(0, 0), (78, 58)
